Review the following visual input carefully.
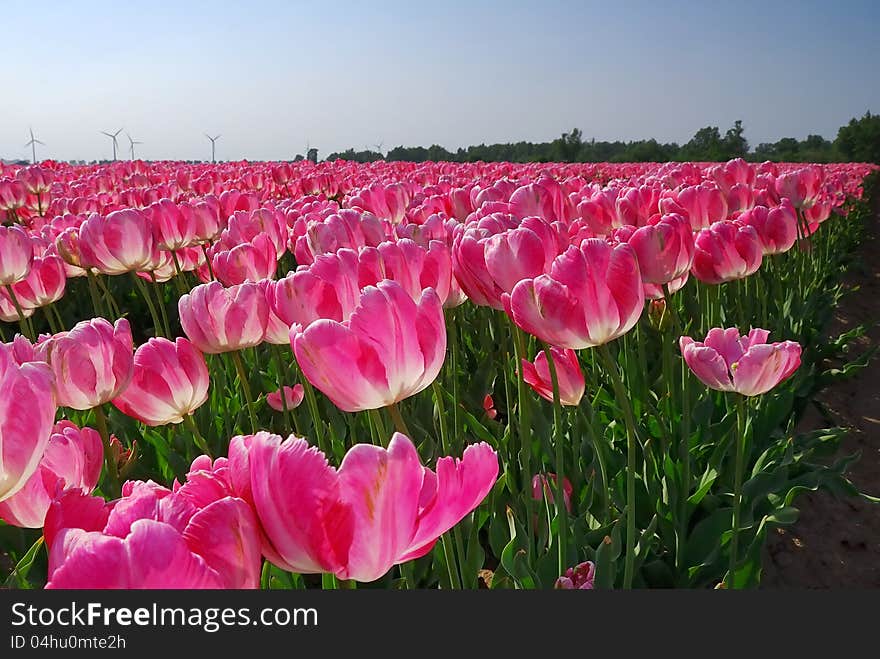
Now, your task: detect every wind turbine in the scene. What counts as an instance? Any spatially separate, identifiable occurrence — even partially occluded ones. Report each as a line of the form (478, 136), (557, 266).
(101, 128), (124, 161)
(126, 132), (143, 160)
(205, 133), (221, 163)
(372, 139), (384, 155)
(24, 127), (45, 164)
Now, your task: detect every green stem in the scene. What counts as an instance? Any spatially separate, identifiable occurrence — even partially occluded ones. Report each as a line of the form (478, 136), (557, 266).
(130, 273), (164, 337)
(149, 272), (173, 337)
(4, 284), (33, 340)
(728, 394), (747, 588)
(170, 249), (190, 297)
(42, 306), (61, 334)
(201, 243), (215, 281)
(183, 413), (212, 458)
(299, 374), (329, 453)
(509, 320), (534, 557)
(231, 350), (258, 433)
(368, 408), (388, 445)
(95, 274), (121, 319)
(543, 343), (568, 575)
(270, 344), (299, 435)
(431, 380), (468, 588)
(93, 404), (120, 499)
(598, 343), (639, 589)
(387, 401), (411, 436)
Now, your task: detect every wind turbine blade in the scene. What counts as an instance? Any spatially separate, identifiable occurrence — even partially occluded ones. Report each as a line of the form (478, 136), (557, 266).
(35, 140), (45, 145)
(114, 128), (124, 136)
(101, 131), (113, 137)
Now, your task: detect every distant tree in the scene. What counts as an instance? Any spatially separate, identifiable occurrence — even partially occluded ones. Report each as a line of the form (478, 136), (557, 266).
(552, 128), (583, 162)
(722, 120), (748, 158)
(680, 126), (724, 160)
(306, 147), (319, 163)
(835, 111), (880, 163)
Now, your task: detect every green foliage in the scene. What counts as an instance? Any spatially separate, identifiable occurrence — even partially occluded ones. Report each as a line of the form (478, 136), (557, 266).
(835, 111), (880, 163)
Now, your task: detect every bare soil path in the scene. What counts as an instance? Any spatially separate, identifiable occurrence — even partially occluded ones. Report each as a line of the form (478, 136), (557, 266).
(761, 198), (880, 588)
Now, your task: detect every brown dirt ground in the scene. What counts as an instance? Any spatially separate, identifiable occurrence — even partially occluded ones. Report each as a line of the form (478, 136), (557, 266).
(760, 199), (880, 588)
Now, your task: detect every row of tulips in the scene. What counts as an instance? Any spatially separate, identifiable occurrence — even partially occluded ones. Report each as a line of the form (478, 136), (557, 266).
(0, 157), (877, 590)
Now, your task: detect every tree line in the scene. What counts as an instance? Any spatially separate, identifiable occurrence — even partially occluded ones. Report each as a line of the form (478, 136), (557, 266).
(326, 112), (880, 164)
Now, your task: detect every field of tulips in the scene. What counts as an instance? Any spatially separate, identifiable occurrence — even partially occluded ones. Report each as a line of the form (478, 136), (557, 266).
(0, 156), (877, 590)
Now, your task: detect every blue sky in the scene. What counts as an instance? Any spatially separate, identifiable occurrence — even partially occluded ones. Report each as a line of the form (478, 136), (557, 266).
(2, 0), (878, 162)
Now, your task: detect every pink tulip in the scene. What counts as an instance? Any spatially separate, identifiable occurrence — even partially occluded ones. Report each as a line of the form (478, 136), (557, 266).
(267, 384), (305, 412)
(482, 393), (498, 420)
(78, 210), (160, 275)
(178, 281), (268, 354)
(45, 468), (261, 589)
(483, 216), (566, 295)
(627, 213), (695, 286)
(17, 166), (54, 195)
(680, 328), (801, 396)
(0, 225), (34, 285)
(531, 473), (573, 513)
(691, 220), (763, 284)
(736, 202), (797, 255)
(148, 198), (198, 251)
(54, 227), (88, 277)
(659, 183), (728, 231)
(0, 421), (103, 528)
(111, 337), (210, 426)
(774, 166), (823, 209)
(0, 346), (56, 502)
(555, 560), (595, 589)
(36, 317), (133, 410)
(0, 179), (27, 212)
(293, 280), (446, 412)
(522, 347), (585, 406)
(358, 238), (464, 308)
(211, 233), (278, 286)
(257, 279), (294, 345)
(503, 239), (644, 349)
(185, 198), (224, 244)
(8, 254), (66, 309)
(228, 431), (498, 582)
(271, 251), (362, 327)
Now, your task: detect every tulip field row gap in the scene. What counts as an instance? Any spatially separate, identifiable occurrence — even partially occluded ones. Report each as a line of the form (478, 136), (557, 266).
(0, 159), (877, 590)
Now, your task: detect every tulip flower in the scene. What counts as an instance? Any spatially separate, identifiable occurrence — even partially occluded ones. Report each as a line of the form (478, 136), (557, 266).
(228, 431), (498, 582)
(0, 225), (34, 286)
(8, 254), (66, 309)
(627, 213), (695, 286)
(736, 202), (797, 255)
(35, 317), (133, 410)
(178, 281), (268, 354)
(211, 232), (278, 286)
(267, 384), (304, 412)
(45, 472), (261, 589)
(358, 238), (464, 308)
(0, 346), (56, 502)
(679, 328), (801, 396)
(503, 239), (644, 349)
(78, 209), (161, 275)
(659, 183), (728, 231)
(148, 198), (198, 251)
(0, 421), (103, 528)
(531, 473), (573, 513)
(270, 251), (362, 327)
(522, 347), (585, 406)
(111, 337), (210, 426)
(554, 561), (595, 589)
(483, 393), (498, 420)
(690, 220), (763, 284)
(292, 280), (446, 412)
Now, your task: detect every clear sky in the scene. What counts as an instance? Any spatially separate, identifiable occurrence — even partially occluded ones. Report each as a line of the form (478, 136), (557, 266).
(2, 0), (879, 162)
